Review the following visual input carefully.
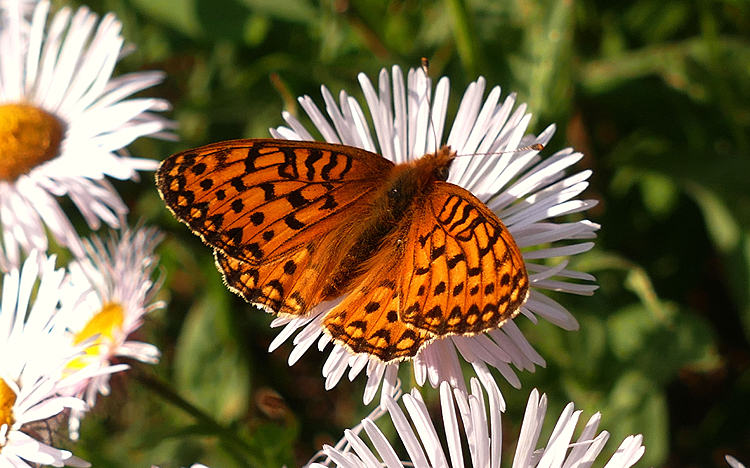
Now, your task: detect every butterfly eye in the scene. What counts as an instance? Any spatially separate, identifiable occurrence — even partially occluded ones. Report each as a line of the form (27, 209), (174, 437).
(387, 187), (400, 202)
(435, 165), (450, 182)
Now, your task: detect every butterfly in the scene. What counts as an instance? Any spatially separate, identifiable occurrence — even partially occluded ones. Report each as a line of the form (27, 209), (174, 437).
(156, 139), (529, 363)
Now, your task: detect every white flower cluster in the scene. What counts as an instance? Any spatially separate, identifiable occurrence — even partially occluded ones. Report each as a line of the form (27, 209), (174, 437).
(311, 381), (645, 468)
(0, 234), (163, 466)
(0, 0), (168, 464)
(0, 0), (172, 269)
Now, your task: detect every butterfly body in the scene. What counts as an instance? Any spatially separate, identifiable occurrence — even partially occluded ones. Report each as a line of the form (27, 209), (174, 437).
(321, 146), (455, 297)
(157, 139), (528, 362)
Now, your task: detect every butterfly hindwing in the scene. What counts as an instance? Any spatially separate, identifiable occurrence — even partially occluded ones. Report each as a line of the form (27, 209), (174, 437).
(214, 249), (321, 315)
(399, 182), (529, 336)
(322, 238), (435, 361)
(157, 139), (393, 265)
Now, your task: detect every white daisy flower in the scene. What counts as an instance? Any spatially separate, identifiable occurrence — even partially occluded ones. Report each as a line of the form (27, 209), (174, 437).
(0, 251), (118, 467)
(0, 0), (173, 269)
(60, 227), (164, 439)
(268, 65), (598, 405)
(310, 379), (645, 468)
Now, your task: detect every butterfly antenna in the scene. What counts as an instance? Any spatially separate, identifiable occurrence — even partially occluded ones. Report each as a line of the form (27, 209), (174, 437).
(421, 57), (430, 76)
(453, 142), (545, 158)
(421, 57), (440, 152)
(420, 58), (545, 157)
(512, 143), (545, 152)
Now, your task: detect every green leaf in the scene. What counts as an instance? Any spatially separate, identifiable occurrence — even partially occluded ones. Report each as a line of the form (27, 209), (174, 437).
(639, 171), (679, 217)
(174, 286), (251, 423)
(128, 0), (202, 37)
(683, 180), (741, 252)
(235, 0), (316, 24)
(605, 371), (669, 467)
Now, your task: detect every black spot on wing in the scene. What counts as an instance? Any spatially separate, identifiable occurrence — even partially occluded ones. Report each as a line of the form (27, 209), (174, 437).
(415, 265), (430, 275)
(209, 213), (224, 229)
(191, 162), (207, 175)
(430, 244), (446, 261)
(246, 243), (263, 260)
(304, 148), (322, 180)
(231, 199), (244, 213)
(287, 189), (308, 209)
(250, 212), (264, 226)
(199, 178), (213, 190)
(231, 177), (246, 192)
(226, 227), (243, 246)
(284, 213), (305, 230)
(277, 148), (300, 179)
(283, 260), (297, 275)
(258, 182), (275, 201)
(447, 253), (465, 269)
(321, 194), (338, 210)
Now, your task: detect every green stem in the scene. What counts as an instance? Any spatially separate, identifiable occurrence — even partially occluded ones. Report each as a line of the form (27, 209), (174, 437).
(134, 370), (263, 468)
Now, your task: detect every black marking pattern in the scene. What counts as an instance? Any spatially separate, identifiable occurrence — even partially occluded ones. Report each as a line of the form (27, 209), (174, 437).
(157, 141), (529, 362)
(156, 139), (393, 266)
(400, 184), (529, 336)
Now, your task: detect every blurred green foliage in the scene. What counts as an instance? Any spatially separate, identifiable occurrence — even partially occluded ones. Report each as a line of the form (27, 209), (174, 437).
(58, 0), (750, 466)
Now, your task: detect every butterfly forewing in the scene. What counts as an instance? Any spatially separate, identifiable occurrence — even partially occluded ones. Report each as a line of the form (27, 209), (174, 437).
(157, 139), (393, 265)
(399, 183), (529, 336)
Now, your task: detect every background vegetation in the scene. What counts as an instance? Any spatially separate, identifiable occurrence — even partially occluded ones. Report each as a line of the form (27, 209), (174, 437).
(55, 0), (750, 466)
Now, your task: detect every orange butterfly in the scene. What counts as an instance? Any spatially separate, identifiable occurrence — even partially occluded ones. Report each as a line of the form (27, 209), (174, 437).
(156, 139), (529, 362)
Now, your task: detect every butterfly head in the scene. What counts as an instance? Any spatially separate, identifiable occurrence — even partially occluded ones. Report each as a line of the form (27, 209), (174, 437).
(415, 144), (456, 184)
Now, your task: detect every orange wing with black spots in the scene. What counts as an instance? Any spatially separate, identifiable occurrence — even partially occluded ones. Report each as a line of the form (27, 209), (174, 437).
(398, 183), (529, 336)
(320, 230), (436, 361)
(157, 139), (392, 265)
(318, 181), (528, 362)
(214, 249), (318, 315)
(158, 139), (531, 362)
(322, 280), (435, 362)
(212, 221), (368, 316)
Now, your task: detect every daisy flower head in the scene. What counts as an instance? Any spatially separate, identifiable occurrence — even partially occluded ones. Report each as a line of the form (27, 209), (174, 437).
(310, 380), (645, 468)
(0, 0), (173, 269)
(61, 227), (164, 438)
(0, 251), (110, 467)
(267, 65), (598, 405)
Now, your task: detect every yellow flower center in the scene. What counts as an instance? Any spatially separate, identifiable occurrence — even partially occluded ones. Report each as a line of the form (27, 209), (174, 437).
(0, 103), (64, 181)
(68, 303), (125, 371)
(0, 378), (16, 431)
